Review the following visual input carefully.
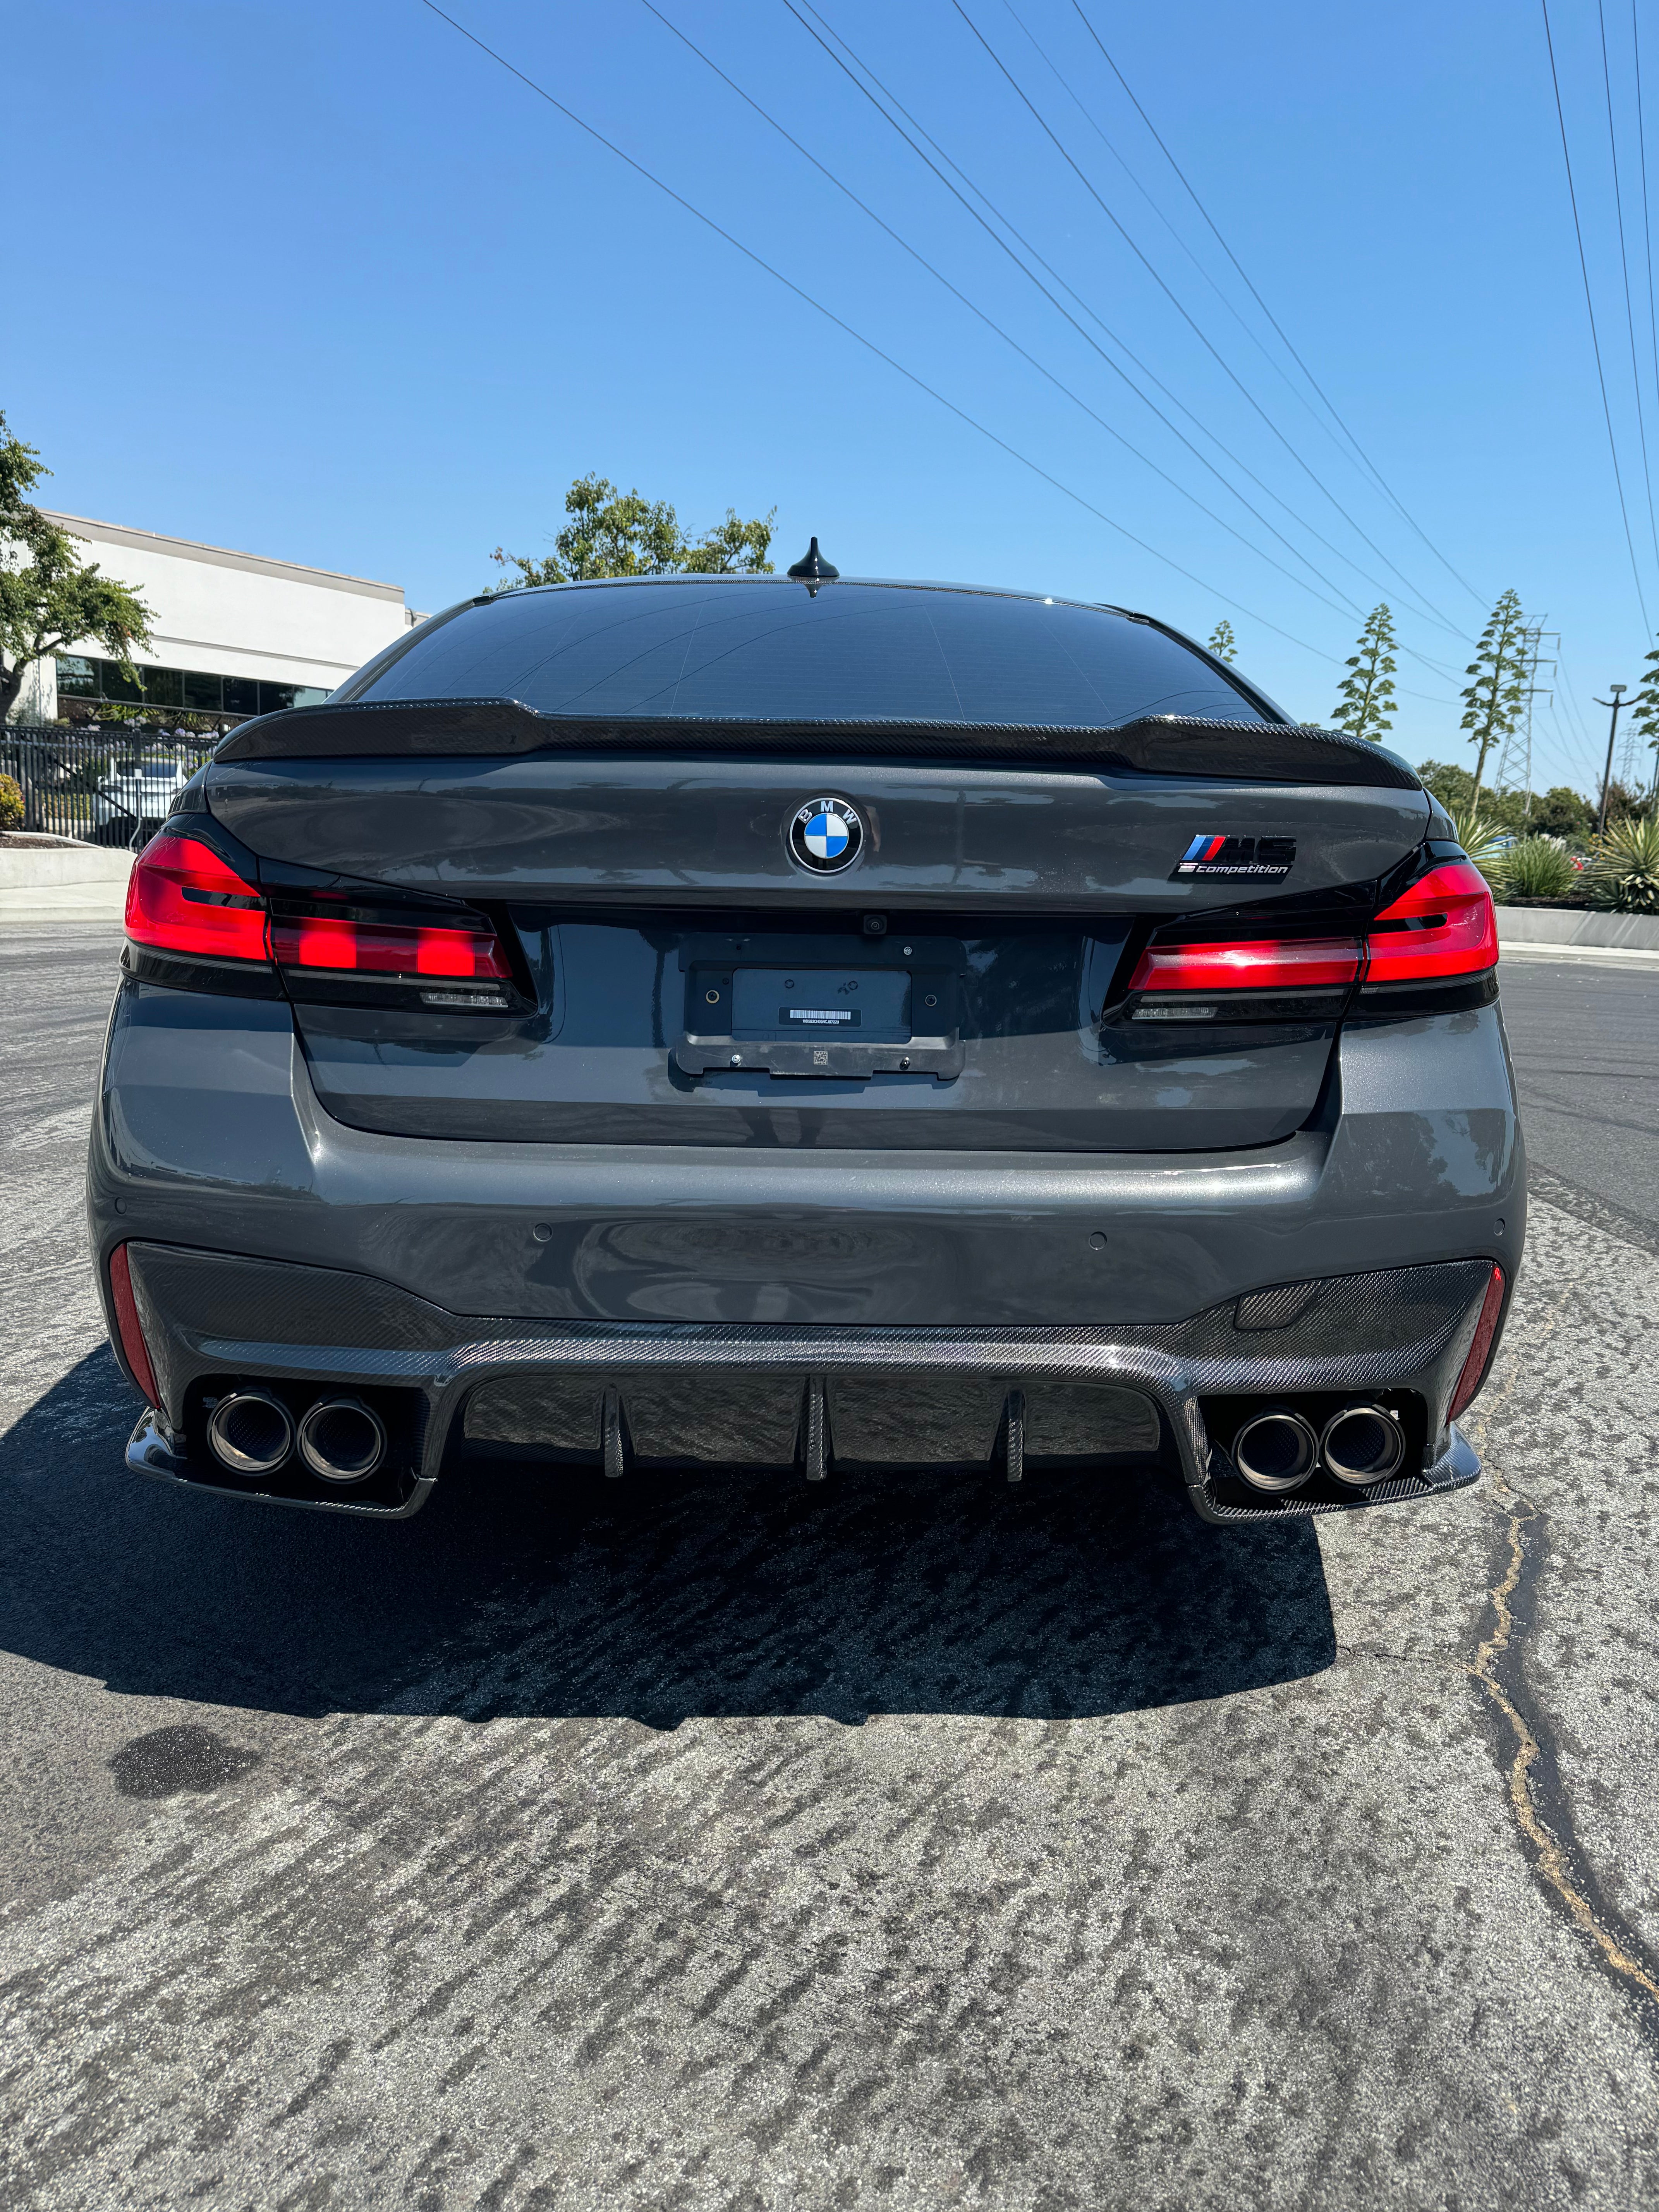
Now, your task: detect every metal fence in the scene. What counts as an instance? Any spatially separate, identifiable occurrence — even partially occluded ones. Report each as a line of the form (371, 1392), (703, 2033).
(1, 725), (221, 844)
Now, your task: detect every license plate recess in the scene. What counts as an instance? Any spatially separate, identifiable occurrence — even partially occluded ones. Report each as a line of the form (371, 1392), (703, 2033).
(676, 933), (964, 1079)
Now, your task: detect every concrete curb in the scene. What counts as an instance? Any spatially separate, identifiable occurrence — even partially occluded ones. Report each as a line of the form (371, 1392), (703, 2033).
(1499, 939), (1659, 970)
(0, 884), (130, 922)
(0, 844), (132, 890)
(1496, 905), (1659, 950)
(0, 843), (132, 922)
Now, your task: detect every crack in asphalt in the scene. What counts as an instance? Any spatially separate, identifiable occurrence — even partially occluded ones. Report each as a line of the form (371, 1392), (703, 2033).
(1466, 1307), (1659, 2043)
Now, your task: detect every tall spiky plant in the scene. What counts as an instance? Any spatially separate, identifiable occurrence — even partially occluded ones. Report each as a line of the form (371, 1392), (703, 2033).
(1632, 632), (1659, 797)
(1460, 589), (1528, 809)
(1207, 619), (1237, 664)
(1331, 603), (1397, 743)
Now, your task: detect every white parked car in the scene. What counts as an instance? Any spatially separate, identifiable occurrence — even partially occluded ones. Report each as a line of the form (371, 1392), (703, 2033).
(91, 749), (201, 846)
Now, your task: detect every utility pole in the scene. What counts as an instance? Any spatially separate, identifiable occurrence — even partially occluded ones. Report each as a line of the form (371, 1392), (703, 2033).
(1595, 684), (1629, 836)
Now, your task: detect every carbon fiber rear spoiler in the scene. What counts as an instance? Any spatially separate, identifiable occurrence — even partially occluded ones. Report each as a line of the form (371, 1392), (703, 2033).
(213, 699), (1421, 789)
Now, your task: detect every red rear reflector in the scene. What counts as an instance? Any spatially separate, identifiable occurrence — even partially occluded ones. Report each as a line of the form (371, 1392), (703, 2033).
(125, 834), (268, 963)
(1128, 936), (1363, 993)
(1366, 859), (1498, 982)
(1449, 1263), (1507, 1419)
(268, 912), (511, 981)
(107, 1242), (161, 1407)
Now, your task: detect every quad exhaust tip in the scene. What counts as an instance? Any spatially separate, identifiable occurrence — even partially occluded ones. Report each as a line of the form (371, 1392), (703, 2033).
(297, 1397), (387, 1484)
(207, 1389), (295, 1477)
(1230, 1400), (1408, 1494)
(1231, 1408), (1319, 1494)
(1320, 1403), (1405, 1487)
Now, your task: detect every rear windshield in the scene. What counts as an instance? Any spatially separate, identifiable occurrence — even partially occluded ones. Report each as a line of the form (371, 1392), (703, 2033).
(345, 579), (1271, 728)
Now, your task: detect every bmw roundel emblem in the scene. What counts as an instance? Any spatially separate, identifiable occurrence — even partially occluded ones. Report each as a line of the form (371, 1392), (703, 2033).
(788, 796), (863, 874)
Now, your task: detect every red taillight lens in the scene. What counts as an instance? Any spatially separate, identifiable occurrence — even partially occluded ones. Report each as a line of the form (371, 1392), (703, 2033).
(125, 834), (268, 963)
(1365, 859), (1498, 982)
(107, 1242), (160, 1407)
(1128, 936), (1363, 993)
(1449, 1263), (1507, 1419)
(268, 912), (511, 981)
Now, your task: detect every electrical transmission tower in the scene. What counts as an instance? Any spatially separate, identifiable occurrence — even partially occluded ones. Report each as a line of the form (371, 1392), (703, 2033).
(1495, 624), (1556, 817)
(1619, 708), (1643, 789)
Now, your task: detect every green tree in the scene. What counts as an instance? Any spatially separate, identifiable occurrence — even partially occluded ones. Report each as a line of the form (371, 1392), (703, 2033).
(1331, 603), (1397, 742)
(1206, 619), (1237, 663)
(1417, 760), (1530, 836)
(1632, 631), (1659, 795)
(0, 412), (152, 725)
(1459, 588), (1528, 808)
(492, 474), (776, 589)
(1529, 783), (1597, 845)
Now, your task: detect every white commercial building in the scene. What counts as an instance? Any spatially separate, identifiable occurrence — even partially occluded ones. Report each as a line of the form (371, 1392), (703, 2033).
(14, 512), (421, 726)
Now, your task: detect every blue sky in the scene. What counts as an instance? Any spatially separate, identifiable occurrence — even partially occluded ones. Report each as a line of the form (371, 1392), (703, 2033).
(8, 0), (1659, 796)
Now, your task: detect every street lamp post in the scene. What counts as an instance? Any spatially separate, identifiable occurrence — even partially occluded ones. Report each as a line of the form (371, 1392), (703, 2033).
(1594, 685), (1629, 838)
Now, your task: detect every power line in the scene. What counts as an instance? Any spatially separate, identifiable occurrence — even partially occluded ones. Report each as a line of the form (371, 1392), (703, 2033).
(1556, 657), (1618, 790)
(998, 0), (1386, 476)
(1066, 0), (1488, 612)
(1632, 0), (1659, 584)
(947, 0), (1475, 641)
(1596, 0), (1659, 571)
(637, 0), (1370, 626)
(778, 0), (1467, 687)
(411, 0), (1336, 663)
(999, 0), (1484, 633)
(1540, 0), (1652, 629)
(775, 0), (1409, 629)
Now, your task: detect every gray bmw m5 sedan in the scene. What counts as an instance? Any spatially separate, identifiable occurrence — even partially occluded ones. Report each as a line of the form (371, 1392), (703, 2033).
(91, 559), (1522, 1525)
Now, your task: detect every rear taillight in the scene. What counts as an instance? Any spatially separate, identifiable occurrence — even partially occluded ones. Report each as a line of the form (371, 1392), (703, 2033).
(1449, 1264), (1507, 1418)
(268, 912), (512, 982)
(1365, 859), (1498, 982)
(125, 834), (268, 963)
(1128, 937), (1363, 994)
(107, 1243), (161, 1407)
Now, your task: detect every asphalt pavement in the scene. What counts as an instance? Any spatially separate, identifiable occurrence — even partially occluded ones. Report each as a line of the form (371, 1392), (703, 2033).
(3, 926), (1659, 2210)
(1499, 950), (1659, 1238)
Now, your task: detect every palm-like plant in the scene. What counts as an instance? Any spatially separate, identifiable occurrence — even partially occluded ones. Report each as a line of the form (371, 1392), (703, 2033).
(1447, 806), (1510, 888)
(1585, 815), (1659, 912)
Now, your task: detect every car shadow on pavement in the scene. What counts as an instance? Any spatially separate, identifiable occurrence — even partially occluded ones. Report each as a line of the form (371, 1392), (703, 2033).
(1, 1348), (1335, 1727)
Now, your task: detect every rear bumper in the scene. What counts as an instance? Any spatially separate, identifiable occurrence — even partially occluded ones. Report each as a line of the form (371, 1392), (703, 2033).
(118, 1241), (1492, 1524)
(91, 978), (1523, 1524)
(90, 981), (1527, 1329)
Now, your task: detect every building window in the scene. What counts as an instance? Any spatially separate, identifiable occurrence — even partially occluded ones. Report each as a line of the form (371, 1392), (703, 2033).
(55, 656), (331, 719)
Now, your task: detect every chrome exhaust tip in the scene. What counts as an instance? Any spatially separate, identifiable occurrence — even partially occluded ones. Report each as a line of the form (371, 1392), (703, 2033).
(1321, 1403), (1406, 1486)
(1230, 1408), (1319, 1494)
(297, 1396), (387, 1484)
(207, 1389), (295, 1477)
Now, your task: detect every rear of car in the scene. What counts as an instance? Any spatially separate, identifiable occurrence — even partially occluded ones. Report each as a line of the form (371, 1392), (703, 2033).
(89, 575), (1522, 1525)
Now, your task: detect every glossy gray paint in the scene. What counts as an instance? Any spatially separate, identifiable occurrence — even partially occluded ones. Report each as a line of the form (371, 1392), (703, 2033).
(203, 756), (1430, 910)
(89, 982), (1522, 1331)
(294, 917), (1339, 1152)
(98, 733), (1516, 1524)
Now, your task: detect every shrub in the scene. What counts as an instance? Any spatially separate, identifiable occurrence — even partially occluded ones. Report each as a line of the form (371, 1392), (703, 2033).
(1500, 835), (1577, 902)
(1447, 806), (1509, 887)
(1585, 815), (1659, 912)
(0, 774), (22, 831)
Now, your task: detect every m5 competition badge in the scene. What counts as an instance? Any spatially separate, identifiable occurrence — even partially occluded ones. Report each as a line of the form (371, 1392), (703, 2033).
(1173, 833), (1296, 881)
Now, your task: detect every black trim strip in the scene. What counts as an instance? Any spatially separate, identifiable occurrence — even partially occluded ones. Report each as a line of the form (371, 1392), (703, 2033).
(122, 943), (283, 999)
(1352, 970), (1500, 1017)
